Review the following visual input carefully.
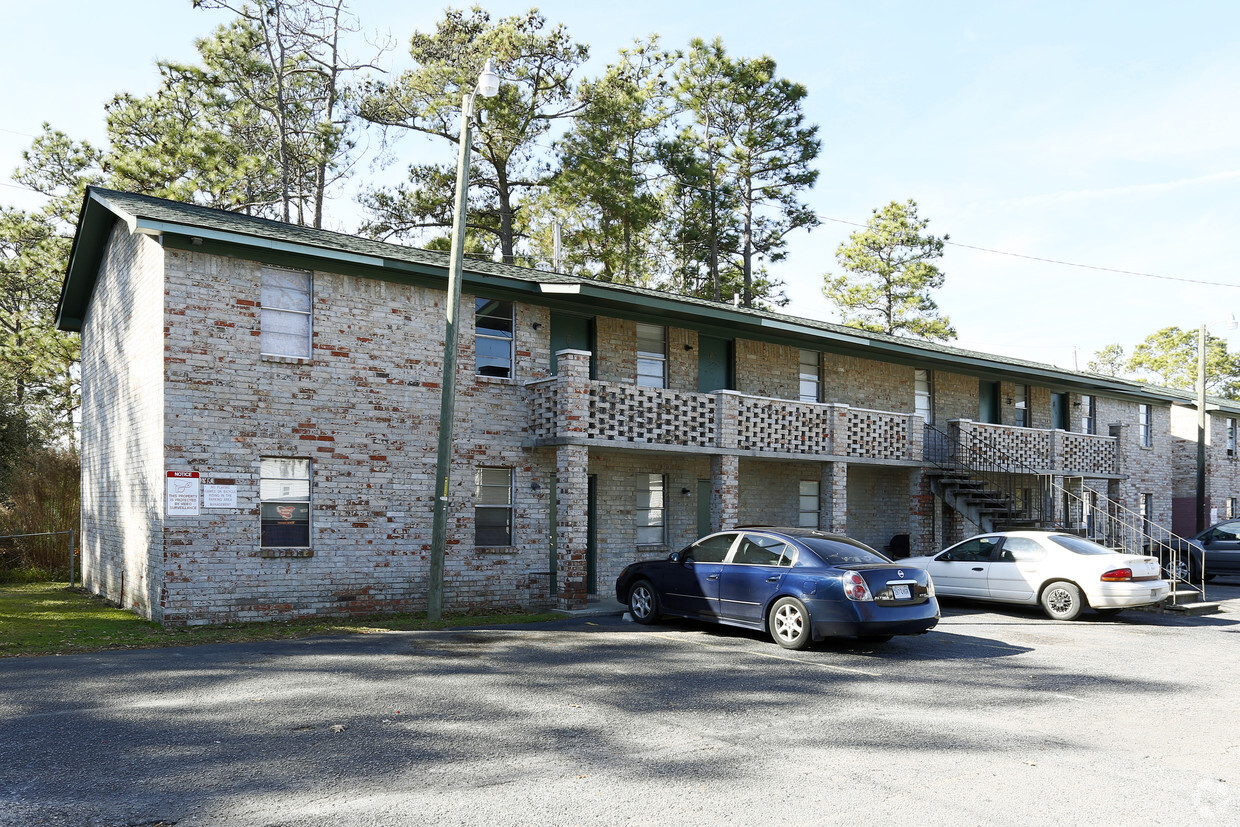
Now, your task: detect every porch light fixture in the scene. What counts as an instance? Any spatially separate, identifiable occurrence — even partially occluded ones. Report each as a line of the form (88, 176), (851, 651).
(428, 59), (503, 622)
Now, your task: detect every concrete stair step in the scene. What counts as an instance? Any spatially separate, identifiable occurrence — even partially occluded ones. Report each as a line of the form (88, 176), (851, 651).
(1163, 601), (1222, 615)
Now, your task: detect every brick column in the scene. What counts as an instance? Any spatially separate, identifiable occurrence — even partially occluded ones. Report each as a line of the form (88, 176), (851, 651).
(554, 349), (591, 610)
(821, 461), (847, 534)
(711, 453), (739, 530)
(716, 391), (740, 451)
(908, 469), (934, 555)
(555, 349), (592, 435)
(556, 443), (589, 610)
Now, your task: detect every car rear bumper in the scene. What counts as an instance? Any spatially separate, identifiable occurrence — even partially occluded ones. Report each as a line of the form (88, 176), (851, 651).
(807, 598), (940, 640)
(1088, 581), (1170, 608)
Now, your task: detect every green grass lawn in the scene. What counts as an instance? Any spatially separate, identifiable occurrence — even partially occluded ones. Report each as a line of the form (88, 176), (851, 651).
(0, 581), (561, 658)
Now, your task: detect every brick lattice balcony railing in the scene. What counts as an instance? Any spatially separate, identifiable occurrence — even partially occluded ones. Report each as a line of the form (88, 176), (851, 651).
(953, 420), (1118, 476)
(528, 356), (920, 462)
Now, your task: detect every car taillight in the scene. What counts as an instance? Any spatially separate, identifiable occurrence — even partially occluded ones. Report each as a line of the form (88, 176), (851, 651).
(1101, 568), (1133, 582)
(843, 572), (873, 601)
(924, 576), (935, 598)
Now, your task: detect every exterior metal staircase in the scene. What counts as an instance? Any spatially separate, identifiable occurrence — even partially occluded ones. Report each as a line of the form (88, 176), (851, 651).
(924, 423), (1210, 606)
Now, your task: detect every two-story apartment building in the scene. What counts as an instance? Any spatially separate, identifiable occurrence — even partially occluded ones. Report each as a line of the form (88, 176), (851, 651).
(57, 188), (1240, 624)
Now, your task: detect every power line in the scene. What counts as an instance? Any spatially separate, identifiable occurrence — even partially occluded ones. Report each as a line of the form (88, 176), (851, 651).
(816, 214), (1240, 289)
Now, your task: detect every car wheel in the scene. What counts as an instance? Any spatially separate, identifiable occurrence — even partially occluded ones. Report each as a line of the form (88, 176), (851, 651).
(1094, 607), (1123, 617)
(1163, 557), (1192, 581)
(628, 580), (660, 625)
(1040, 581), (1083, 621)
(769, 597), (812, 650)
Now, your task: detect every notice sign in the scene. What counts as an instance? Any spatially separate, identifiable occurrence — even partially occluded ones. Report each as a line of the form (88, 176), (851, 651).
(203, 484), (238, 509)
(166, 471), (200, 516)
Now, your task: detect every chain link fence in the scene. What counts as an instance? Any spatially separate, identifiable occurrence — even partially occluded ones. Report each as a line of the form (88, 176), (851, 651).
(0, 531), (76, 585)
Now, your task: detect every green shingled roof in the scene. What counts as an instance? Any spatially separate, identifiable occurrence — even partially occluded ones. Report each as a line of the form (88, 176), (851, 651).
(58, 186), (1237, 412)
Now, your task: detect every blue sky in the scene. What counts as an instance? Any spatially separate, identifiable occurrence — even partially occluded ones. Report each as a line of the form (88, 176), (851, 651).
(4, 1), (1239, 369)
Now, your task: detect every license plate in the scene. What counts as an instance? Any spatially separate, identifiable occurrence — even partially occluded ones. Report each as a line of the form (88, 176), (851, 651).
(892, 584), (911, 600)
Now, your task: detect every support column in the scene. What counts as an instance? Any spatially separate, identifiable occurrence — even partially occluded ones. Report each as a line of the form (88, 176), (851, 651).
(710, 454), (739, 530)
(908, 469), (934, 555)
(555, 443), (589, 610)
(821, 461), (848, 534)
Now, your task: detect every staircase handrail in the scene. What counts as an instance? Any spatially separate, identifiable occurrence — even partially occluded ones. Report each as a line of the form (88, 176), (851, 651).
(923, 423), (1203, 602)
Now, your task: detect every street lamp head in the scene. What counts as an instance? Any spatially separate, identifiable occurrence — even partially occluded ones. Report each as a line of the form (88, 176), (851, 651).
(1227, 314), (1238, 331)
(477, 59), (501, 98)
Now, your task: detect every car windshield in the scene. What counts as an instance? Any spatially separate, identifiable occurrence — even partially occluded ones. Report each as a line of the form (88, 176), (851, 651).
(799, 536), (890, 566)
(1047, 534), (1117, 555)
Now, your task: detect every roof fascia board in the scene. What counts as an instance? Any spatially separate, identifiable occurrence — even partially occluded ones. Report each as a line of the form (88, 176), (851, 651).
(74, 193), (1208, 408)
(140, 219), (386, 268)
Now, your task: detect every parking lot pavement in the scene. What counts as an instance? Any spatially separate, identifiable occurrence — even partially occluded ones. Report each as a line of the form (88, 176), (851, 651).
(1, 592), (1238, 827)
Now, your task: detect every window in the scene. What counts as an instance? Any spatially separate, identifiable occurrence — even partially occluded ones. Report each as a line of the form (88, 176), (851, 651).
(260, 266), (312, 358)
(944, 536), (1001, 562)
(798, 350), (820, 403)
(1139, 404), (1153, 447)
(636, 474), (665, 544)
(636, 324), (666, 388)
(475, 467), (514, 545)
(1140, 493), (1153, 532)
(476, 298), (514, 378)
(1228, 418), (1236, 456)
(1013, 384), (1028, 427)
(998, 536), (1047, 562)
(1227, 498), (1237, 519)
(685, 532), (735, 562)
(260, 458), (310, 547)
(798, 480), (819, 528)
(733, 534), (792, 566)
(1081, 395), (1096, 435)
(915, 369), (934, 424)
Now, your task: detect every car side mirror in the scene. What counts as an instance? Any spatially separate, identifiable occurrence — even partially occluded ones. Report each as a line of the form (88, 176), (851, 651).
(668, 551), (682, 564)
(939, 553), (953, 562)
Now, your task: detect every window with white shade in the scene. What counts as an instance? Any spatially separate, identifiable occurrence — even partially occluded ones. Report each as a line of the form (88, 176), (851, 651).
(1139, 404), (1152, 447)
(636, 324), (666, 388)
(260, 267), (312, 358)
(915, 369), (933, 424)
(636, 474), (666, 544)
(799, 480), (819, 528)
(799, 350), (820, 403)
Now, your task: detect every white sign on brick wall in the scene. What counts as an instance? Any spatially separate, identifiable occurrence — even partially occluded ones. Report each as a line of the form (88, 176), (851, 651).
(203, 484), (238, 509)
(166, 471), (200, 516)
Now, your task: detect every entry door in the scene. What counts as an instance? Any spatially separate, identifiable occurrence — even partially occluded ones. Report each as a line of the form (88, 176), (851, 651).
(979, 381), (1001, 424)
(696, 479), (712, 536)
(550, 313), (595, 377)
(1051, 392), (1069, 430)
(586, 475), (598, 594)
(698, 335), (733, 392)
(548, 473), (558, 597)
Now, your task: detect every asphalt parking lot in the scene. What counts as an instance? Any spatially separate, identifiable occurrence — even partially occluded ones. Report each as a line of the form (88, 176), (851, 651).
(2, 579), (1239, 827)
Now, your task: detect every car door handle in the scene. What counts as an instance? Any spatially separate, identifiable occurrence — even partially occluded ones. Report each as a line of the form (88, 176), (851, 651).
(972, 567), (984, 571)
(707, 574), (719, 581)
(766, 576), (780, 582)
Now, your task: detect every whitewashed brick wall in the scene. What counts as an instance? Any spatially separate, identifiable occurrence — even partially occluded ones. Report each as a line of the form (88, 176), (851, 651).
(80, 225), (166, 618)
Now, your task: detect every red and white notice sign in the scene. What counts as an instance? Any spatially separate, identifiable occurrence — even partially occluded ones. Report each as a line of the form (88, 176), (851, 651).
(166, 471), (200, 516)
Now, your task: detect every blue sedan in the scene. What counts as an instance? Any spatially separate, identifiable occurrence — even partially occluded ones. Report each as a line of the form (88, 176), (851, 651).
(615, 527), (940, 649)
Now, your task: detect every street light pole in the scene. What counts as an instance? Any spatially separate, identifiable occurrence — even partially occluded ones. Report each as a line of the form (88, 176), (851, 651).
(428, 60), (500, 622)
(1196, 315), (1238, 534)
(1197, 323), (1208, 534)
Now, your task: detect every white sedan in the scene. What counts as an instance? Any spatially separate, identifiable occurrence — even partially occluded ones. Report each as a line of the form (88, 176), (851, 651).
(896, 531), (1170, 620)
